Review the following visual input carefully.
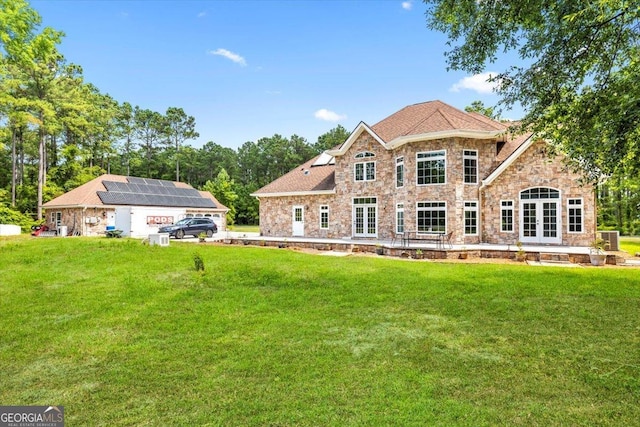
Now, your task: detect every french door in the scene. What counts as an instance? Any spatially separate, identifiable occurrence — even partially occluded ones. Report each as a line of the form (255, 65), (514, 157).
(353, 197), (377, 238)
(519, 188), (561, 244)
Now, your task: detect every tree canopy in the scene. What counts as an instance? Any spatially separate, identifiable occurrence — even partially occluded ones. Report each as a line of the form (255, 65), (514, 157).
(0, 0), (348, 226)
(464, 101), (499, 121)
(425, 0), (640, 181)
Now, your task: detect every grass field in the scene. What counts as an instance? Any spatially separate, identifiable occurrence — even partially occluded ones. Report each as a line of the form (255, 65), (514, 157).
(1, 237), (639, 426)
(620, 236), (640, 257)
(227, 224), (260, 233)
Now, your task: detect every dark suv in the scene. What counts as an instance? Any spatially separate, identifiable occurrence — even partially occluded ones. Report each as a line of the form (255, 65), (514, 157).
(159, 217), (218, 239)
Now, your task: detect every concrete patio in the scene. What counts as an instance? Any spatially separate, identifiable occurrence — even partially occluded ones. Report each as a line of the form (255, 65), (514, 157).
(204, 231), (633, 266)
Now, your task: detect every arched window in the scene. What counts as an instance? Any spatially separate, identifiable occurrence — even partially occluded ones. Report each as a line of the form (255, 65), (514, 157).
(520, 187), (560, 199)
(355, 151), (375, 159)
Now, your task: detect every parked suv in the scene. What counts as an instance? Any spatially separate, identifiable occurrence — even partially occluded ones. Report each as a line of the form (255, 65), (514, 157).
(159, 217), (218, 239)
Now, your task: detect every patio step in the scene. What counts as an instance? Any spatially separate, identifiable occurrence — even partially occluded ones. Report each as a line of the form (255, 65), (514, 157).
(539, 253), (571, 263)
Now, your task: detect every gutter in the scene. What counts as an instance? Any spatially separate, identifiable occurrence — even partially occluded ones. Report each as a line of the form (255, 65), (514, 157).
(250, 190), (336, 198)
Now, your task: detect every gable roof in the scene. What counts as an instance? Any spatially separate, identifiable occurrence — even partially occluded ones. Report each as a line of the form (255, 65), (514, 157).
(482, 132), (536, 188)
(328, 100), (507, 156)
(254, 100), (533, 197)
(251, 155), (335, 197)
(43, 174), (228, 211)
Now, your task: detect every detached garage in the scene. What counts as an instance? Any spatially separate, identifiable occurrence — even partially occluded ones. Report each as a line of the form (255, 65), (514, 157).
(43, 174), (229, 237)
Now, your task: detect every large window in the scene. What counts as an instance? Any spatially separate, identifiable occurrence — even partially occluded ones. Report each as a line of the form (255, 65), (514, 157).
(464, 201), (478, 235)
(396, 203), (404, 234)
(396, 157), (404, 188)
(417, 201), (446, 233)
(320, 205), (329, 230)
(355, 161), (375, 181)
(463, 150), (478, 184)
(417, 150), (446, 185)
(501, 200), (514, 232)
(567, 198), (583, 233)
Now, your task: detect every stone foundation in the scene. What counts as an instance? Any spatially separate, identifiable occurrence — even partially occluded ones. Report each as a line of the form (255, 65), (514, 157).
(222, 238), (623, 265)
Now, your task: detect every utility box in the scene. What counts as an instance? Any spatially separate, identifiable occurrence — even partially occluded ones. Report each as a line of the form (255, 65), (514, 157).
(58, 226), (68, 237)
(0, 224), (21, 236)
(598, 231), (620, 251)
(149, 233), (170, 247)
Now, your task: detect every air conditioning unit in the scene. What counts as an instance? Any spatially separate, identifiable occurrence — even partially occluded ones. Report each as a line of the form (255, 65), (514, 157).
(149, 233), (170, 247)
(598, 231), (619, 251)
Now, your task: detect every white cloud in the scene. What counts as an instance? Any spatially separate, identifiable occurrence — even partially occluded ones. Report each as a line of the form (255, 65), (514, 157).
(208, 48), (247, 67)
(402, 1), (413, 10)
(197, 11), (207, 18)
(314, 109), (347, 122)
(450, 72), (500, 94)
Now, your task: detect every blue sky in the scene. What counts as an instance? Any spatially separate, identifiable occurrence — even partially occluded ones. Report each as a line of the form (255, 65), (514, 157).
(31, 0), (522, 149)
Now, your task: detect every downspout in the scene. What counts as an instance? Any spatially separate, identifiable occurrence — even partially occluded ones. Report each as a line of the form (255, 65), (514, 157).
(479, 185), (484, 243)
(479, 178), (491, 244)
(82, 207), (87, 236)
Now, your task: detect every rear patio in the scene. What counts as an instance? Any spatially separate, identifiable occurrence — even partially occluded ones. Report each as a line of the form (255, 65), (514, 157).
(213, 232), (629, 266)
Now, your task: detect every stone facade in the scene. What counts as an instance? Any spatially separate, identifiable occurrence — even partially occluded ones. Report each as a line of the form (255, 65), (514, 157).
(44, 207), (107, 236)
(257, 133), (595, 246)
(481, 140), (595, 246)
(259, 194), (336, 238)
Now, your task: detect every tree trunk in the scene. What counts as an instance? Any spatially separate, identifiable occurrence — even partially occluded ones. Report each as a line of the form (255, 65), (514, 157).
(19, 132), (24, 186)
(176, 139), (180, 182)
(37, 126), (46, 220)
(11, 127), (17, 207)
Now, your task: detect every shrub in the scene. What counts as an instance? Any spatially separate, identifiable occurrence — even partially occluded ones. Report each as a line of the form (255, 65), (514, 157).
(0, 207), (37, 233)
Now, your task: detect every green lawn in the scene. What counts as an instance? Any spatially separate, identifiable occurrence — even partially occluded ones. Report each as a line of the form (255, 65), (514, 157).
(1, 237), (639, 426)
(620, 236), (640, 257)
(227, 224), (260, 233)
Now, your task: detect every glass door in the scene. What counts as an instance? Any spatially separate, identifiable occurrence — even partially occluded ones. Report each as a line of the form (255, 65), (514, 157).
(520, 188), (561, 244)
(353, 197), (377, 238)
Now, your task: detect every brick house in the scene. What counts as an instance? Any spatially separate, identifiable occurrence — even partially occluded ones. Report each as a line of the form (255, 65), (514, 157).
(253, 101), (596, 246)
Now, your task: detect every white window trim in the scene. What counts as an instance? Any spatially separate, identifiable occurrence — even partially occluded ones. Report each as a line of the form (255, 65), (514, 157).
(567, 198), (584, 234)
(319, 205), (329, 230)
(396, 203), (404, 234)
(416, 201), (447, 234)
(52, 212), (62, 227)
(464, 201), (479, 236)
(463, 149), (478, 185)
(396, 156), (404, 188)
(500, 200), (515, 233)
(355, 151), (375, 159)
(416, 150), (447, 186)
(354, 160), (376, 182)
(352, 197), (378, 238)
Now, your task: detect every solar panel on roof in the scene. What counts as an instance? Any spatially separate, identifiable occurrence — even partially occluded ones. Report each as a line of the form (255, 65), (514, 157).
(98, 190), (216, 208)
(312, 152), (335, 167)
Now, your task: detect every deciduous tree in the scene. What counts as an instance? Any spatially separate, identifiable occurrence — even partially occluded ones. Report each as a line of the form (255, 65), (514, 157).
(425, 0), (640, 180)
(202, 169), (238, 226)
